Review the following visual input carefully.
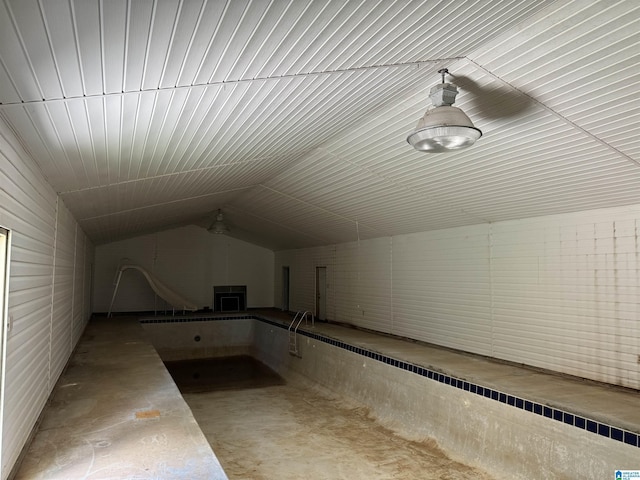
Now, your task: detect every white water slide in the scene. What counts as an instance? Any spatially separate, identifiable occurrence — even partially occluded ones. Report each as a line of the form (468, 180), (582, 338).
(108, 262), (198, 316)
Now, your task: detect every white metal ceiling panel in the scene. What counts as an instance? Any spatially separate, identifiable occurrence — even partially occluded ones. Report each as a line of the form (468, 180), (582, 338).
(218, 204), (332, 251)
(39, 0), (84, 98)
(60, 154), (297, 221)
(0, 2), (41, 102)
(232, 184), (379, 245)
(123, 0), (155, 92)
(262, 148), (487, 235)
(101, 0), (127, 95)
(70, 0), (103, 96)
(468, 0), (640, 163)
(77, 189), (245, 243)
(4, 0), (62, 100)
(0, 0), (638, 248)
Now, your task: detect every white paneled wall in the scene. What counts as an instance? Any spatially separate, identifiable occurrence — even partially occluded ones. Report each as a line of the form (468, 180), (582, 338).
(275, 245), (335, 317)
(491, 209), (640, 389)
(393, 226), (493, 355)
(275, 206), (640, 390)
(93, 225), (274, 313)
(50, 203), (75, 387)
(0, 118), (93, 478)
(335, 238), (393, 333)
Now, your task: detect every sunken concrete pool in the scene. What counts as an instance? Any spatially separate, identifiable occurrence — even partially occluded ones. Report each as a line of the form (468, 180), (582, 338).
(141, 311), (640, 480)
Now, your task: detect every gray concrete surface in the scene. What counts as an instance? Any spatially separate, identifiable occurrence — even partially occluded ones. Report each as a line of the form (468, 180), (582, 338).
(254, 310), (640, 434)
(170, 355), (494, 480)
(250, 314), (640, 479)
(15, 311), (640, 479)
(13, 317), (228, 480)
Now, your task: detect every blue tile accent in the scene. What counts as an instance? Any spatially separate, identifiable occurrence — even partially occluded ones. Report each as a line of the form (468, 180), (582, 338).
(140, 313), (640, 449)
(598, 424), (610, 438)
(611, 427), (623, 442)
(624, 431), (638, 447)
(564, 413), (574, 426)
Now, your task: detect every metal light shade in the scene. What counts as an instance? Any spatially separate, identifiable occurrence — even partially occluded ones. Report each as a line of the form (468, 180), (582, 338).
(407, 106), (482, 152)
(407, 74), (482, 153)
(209, 210), (229, 234)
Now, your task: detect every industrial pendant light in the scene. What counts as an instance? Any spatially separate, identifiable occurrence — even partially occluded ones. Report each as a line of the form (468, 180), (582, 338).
(407, 69), (482, 153)
(208, 209), (230, 234)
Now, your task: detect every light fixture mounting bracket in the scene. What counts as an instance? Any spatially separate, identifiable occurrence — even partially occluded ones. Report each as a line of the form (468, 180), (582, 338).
(438, 68), (449, 83)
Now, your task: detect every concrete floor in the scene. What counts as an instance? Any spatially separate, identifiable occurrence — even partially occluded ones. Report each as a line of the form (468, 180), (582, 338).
(169, 355), (494, 480)
(12, 318), (227, 480)
(12, 311), (640, 479)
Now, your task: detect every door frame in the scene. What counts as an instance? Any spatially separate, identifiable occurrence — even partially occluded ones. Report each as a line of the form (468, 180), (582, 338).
(281, 266), (290, 312)
(315, 266), (327, 321)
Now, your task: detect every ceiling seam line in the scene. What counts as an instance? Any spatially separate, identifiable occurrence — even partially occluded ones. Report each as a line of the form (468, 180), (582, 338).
(77, 186), (254, 221)
(0, 57), (465, 108)
(466, 57), (640, 169)
(58, 156), (279, 195)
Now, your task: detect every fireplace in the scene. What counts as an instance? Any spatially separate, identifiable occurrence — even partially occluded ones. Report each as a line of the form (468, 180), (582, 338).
(213, 285), (247, 312)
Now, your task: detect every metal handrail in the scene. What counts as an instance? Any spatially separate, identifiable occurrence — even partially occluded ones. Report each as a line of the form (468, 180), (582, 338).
(288, 310), (315, 356)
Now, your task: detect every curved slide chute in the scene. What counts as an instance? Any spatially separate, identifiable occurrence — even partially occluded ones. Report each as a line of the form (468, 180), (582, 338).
(108, 262), (198, 316)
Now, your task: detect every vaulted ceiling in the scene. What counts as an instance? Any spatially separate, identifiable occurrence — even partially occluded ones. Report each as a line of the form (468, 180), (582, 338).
(0, 0), (638, 250)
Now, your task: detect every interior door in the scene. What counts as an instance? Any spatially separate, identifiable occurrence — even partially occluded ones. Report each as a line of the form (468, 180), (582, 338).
(282, 266), (290, 311)
(316, 266), (327, 321)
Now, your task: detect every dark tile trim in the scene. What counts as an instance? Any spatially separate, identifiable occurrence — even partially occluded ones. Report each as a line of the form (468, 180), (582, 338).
(140, 314), (639, 449)
(140, 315), (254, 324)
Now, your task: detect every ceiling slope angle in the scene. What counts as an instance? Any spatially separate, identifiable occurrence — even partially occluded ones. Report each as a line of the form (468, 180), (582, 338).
(0, 0), (638, 249)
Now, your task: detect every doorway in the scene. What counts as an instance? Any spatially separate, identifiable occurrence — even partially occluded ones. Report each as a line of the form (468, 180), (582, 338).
(315, 266), (327, 321)
(281, 267), (290, 312)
